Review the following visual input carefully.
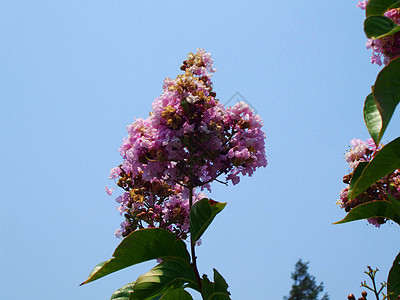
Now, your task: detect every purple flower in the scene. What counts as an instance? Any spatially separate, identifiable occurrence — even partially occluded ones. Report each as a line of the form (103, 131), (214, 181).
(384, 8), (400, 24)
(105, 185), (115, 196)
(356, 0), (367, 10)
(345, 138), (370, 169)
(367, 218), (381, 228)
(338, 139), (400, 227)
(363, 8), (400, 65)
(371, 54), (382, 66)
(114, 228), (123, 239)
(109, 49), (267, 239)
(109, 167), (121, 179)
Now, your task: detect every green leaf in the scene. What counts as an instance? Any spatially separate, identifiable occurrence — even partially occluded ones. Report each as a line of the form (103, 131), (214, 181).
(349, 137), (400, 200)
(201, 275), (214, 300)
(159, 288), (193, 299)
(190, 199), (226, 246)
(129, 258), (198, 300)
(373, 57), (400, 142)
(366, 0), (400, 16)
(212, 269), (230, 299)
(385, 190), (400, 214)
(81, 228), (190, 285)
(347, 162), (368, 202)
(388, 1), (400, 10)
(200, 270), (231, 300)
(388, 251), (400, 299)
(213, 269), (229, 294)
(364, 93), (382, 145)
(333, 200), (400, 225)
(364, 16), (400, 39)
(111, 282), (135, 300)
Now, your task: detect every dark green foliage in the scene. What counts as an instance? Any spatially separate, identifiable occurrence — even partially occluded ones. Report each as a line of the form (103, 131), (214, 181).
(388, 251), (400, 299)
(284, 259), (329, 300)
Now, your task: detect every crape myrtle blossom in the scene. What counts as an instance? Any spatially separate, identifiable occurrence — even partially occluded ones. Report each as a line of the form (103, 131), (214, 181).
(358, 1), (400, 65)
(112, 169), (207, 239)
(337, 138), (400, 227)
(117, 49), (266, 189)
(356, 0), (367, 10)
(108, 49), (267, 238)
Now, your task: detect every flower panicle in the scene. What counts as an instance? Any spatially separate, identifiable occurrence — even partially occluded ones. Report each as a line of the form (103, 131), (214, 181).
(107, 49), (267, 239)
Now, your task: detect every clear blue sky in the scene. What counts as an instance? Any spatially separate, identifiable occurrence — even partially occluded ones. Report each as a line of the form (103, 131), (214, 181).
(2, 1), (400, 299)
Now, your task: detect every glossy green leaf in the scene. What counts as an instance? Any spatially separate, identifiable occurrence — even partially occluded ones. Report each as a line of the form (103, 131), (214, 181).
(349, 137), (400, 200)
(366, 0), (400, 16)
(129, 258), (197, 300)
(333, 200), (400, 225)
(388, 251), (400, 299)
(159, 288), (193, 299)
(81, 228), (190, 285)
(364, 93), (382, 145)
(190, 199), (226, 246)
(373, 57), (400, 141)
(111, 282), (135, 300)
(364, 16), (400, 38)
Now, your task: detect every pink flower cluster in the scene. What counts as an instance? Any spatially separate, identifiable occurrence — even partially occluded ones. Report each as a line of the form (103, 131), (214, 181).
(356, 0), (367, 10)
(358, 1), (400, 65)
(344, 138), (377, 169)
(112, 171), (206, 239)
(337, 139), (400, 227)
(117, 50), (266, 189)
(109, 49), (267, 238)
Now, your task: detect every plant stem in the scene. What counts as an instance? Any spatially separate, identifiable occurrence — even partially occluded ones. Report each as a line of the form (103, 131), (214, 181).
(189, 184), (203, 294)
(368, 270), (380, 300)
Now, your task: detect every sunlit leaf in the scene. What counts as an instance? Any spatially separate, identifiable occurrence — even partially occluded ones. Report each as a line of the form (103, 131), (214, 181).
(373, 57), (400, 142)
(81, 228), (190, 285)
(333, 200), (400, 225)
(364, 93), (382, 145)
(111, 282), (135, 300)
(190, 198), (226, 246)
(349, 137), (400, 200)
(129, 258), (197, 300)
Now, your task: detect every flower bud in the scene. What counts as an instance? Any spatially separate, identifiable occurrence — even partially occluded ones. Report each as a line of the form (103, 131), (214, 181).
(361, 291), (367, 297)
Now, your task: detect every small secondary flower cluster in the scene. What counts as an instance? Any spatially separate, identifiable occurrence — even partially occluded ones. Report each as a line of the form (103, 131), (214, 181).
(108, 49), (267, 238)
(337, 138), (400, 227)
(110, 170), (206, 239)
(358, 1), (400, 65)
